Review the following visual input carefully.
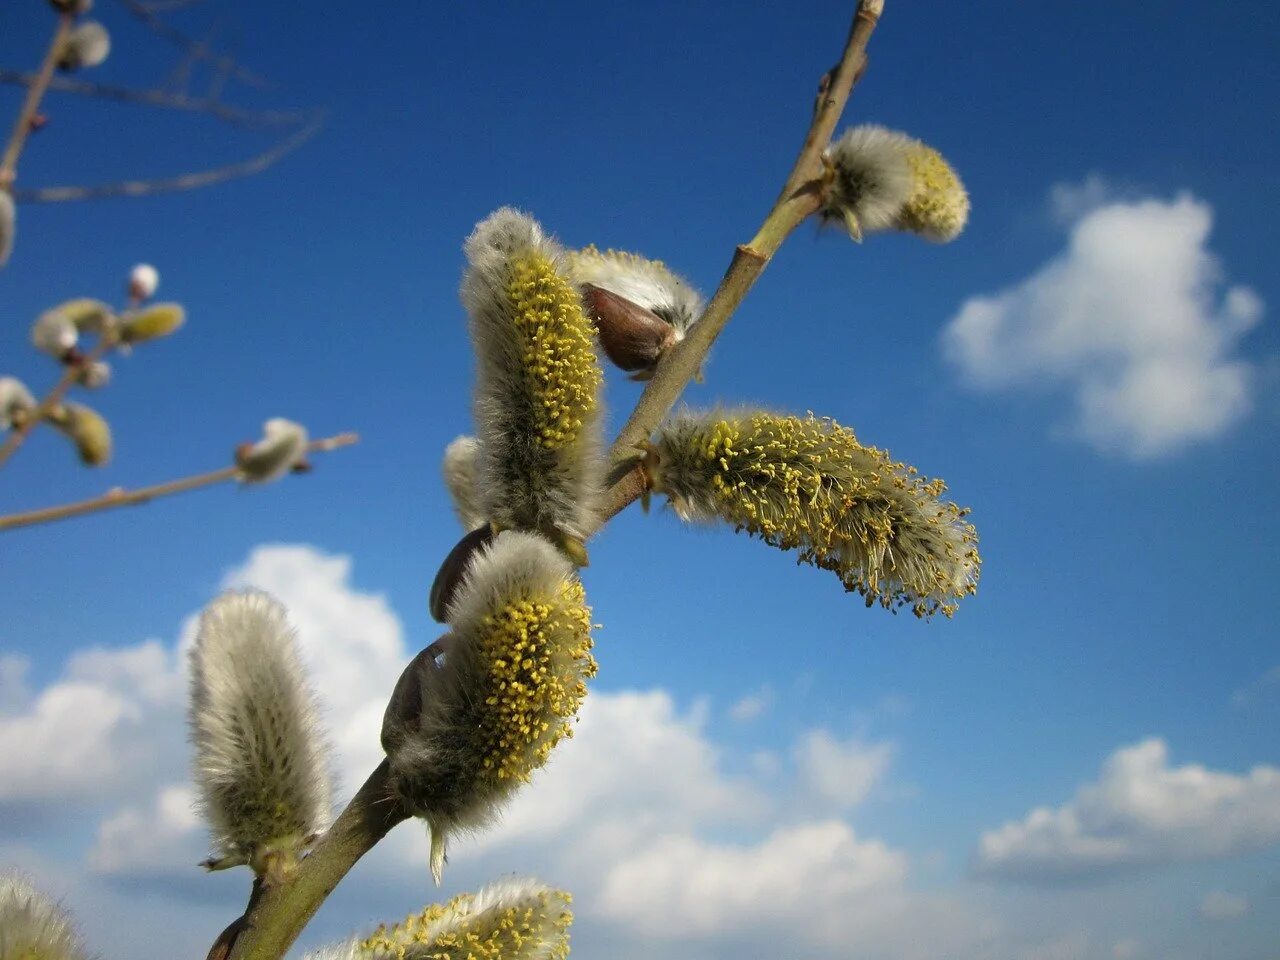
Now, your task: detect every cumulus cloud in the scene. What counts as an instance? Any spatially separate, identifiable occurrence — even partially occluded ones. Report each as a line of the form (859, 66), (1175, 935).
(943, 186), (1263, 457)
(727, 685), (773, 722)
(794, 730), (894, 811)
(973, 739), (1280, 881)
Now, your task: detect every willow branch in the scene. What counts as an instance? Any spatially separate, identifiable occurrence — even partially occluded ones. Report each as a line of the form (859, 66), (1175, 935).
(0, 338), (114, 469)
(0, 8), (73, 190)
(116, 0), (273, 90)
(594, 0), (884, 527)
(211, 6), (885, 959)
(0, 432), (358, 532)
(226, 761), (408, 960)
(0, 70), (315, 130)
(12, 113), (324, 203)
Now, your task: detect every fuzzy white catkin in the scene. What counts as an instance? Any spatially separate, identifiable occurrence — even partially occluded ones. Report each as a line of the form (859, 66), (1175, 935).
(461, 207), (604, 543)
(0, 872), (91, 960)
(0, 377), (36, 430)
(128, 263), (159, 300)
(30, 309), (78, 359)
(189, 590), (332, 871)
(58, 22), (110, 71)
(75, 360), (110, 389)
(0, 192), (14, 267)
(442, 435), (485, 530)
(822, 125), (916, 237)
(237, 418), (309, 483)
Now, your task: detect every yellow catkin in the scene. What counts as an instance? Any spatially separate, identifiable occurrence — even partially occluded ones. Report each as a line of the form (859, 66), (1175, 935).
(506, 253), (601, 452)
(361, 889), (573, 960)
(897, 143), (969, 242)
(653, 411), (980, 618)
(475, 580), (597, 784)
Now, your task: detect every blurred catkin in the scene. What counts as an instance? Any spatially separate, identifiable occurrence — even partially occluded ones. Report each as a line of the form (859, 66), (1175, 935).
(189, 590), (332, 874)
(442, 436), (485, 531)
(0, 872), (91, 960)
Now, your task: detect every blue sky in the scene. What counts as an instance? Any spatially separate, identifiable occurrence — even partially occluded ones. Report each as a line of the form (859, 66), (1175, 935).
(2, 2), (1279, 958)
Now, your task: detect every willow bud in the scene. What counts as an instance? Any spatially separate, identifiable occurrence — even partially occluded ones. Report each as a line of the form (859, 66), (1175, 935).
(73, 359), (110, 389)
(47, 401), (111, 466)
(235, 418), (308, 483)
(581, 283), (678, 378)
(57, 22), (110, 71)
(428, 524), (495, 623)
(0, 377), (37, 430)
(127, 263), (159, 301)
(119, 303), (184, 344)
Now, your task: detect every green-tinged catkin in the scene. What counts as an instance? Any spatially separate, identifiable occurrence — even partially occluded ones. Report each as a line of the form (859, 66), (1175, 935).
(897, 141), (970, 242)
(462, 208), (604, 544)
(383, 530), (597, 882)
(650, 410), (980, 618)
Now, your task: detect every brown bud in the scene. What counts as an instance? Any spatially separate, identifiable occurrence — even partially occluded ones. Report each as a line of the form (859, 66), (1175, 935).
(428, 524), (494, 623)
(381, 642), (445, 756)
(581, 284), (677, 376)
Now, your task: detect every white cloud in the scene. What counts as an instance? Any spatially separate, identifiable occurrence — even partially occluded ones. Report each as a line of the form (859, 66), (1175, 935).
(973, 738), (1280, 881)
(89, 784), (202, 878)
(598, 821), (907, 943)
(1230, 665), (1280, 709)
(794, 730), (894, 811)
(1199, 890), (1250, 921)
(727, 684), (773, 722)
(943, 187), (1263, 457)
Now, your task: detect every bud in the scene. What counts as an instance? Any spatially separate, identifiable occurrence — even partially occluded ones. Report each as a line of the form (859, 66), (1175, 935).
(359, 879), (573, 960)
(235, 418), (309, 483)
(73, 359), (110, 389)
(821, 125), (968, 243)
(382, 530), (596, 883)
(0, 192), (14, 267)
(0, 872), (91, 960)
(0, 377), (37, 430)
(57, 22), (110, 71)
(649, 409), (980, 618)
(189, 591), (333, 876)
(119, 303), (184, 344)
(442, 435), (485, 530)
(49, 0), (93, 12)
(461, 208), (605, 544)
(428, 524), (495, 623)
(46, 401), (111, 466)
(30, 309), (79, 362)
(127, 263), (159, 301)
(565, 245), (703, 376)
(580, 283), (678, 378)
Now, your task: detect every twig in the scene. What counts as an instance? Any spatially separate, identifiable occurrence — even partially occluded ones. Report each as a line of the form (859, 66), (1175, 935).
(0, 338), (114, 469)
(0, 70), (316, 130)
(218, 6), (885, 960)
(593, 0), (883, 527)
(12, 113), (324, 203)
(0, 8), (74, 191)
(114, 0), (274, 90)
(0, 432), (359, 532)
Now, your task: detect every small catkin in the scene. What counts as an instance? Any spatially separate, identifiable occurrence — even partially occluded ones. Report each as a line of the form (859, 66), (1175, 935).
(461, 208), (604, 544)
(0, 377), (36, 430)
(128, 263), (159, 301)
(896, 140), (970, 242)
(383, 530), (596, 883)
(119, 303), (184, 344)
(236, 418), (309, 483)
(46, 402), (111, 466)
(57, 21), (110, 71)
(650, 409), (980, 618)
(442, 435), (485, 530)
(189, 590), (332, 874)
(0, 872), (91, 960)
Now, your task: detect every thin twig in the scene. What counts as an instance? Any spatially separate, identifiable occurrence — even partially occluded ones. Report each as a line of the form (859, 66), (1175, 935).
(0, 338), (114, 469)
(114, 0), (274, 90)
(0, 70), (315, 130)
(593, 0), (884, 526)
(218, 6), (885, 960)
(12, 113), (324, 203)
(0, 432), (359, 532)
(0, 8), (73, 191)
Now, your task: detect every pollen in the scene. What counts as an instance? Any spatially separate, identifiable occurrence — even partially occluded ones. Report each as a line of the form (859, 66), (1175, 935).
(897, 143), (969, 242)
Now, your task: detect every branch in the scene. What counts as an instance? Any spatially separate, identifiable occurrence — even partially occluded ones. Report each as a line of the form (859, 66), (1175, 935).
(0, 432), (358, 532)
(0, 8), (73, 191)
(0, 338), (114, 469)
(594, 0), (884, 527)
(225, 761), (408, 960)
(115, 0), (274, 91)
(12, 113), (324, 203)
(213, 6), (886, 958)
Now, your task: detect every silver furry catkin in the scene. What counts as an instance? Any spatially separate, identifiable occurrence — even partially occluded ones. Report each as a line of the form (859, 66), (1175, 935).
(383, 530), (596, 883)
(189, 590), (332, 876)
(235, 418), (309, 483)
(57, 22), (110, 71)
(442, 435), (485, 530)
(460, 208), (604, 548)
(0, 377), (36, 431)
(0, 872), (91, 960)
(821, 125), (915, 240)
